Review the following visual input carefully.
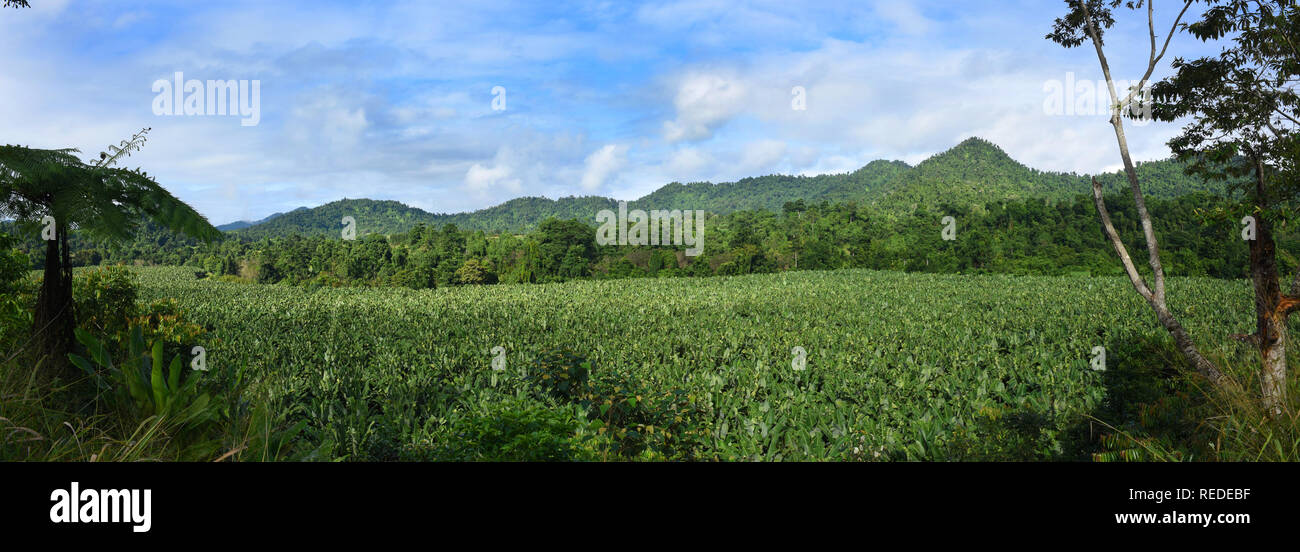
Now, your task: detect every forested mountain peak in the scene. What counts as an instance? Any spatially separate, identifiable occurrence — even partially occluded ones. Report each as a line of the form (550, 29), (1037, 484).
(226, 138), (1223, 238)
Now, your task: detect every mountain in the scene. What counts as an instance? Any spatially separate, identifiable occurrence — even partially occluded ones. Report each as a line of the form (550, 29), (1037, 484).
(233, 199), (440, 240)
(216, 208), (304, 231)
(227, 137), (1227, 238)
(232, 196), (621, 240)
(869, 137), (1228, 214)
(436, 196), (619, 235)
(870, 137), (1084, 213)
(631, 159), (912, 214)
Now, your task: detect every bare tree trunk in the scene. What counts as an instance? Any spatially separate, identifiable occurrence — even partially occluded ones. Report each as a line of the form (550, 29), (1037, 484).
(31, 220), (75, 377)
(1092, 179), (1223, 382)
(1078, 0), (1222, 383)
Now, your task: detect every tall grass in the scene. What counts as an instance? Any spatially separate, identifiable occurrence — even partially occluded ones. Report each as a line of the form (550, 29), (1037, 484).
(0, 268), (301, 462)
(1091, 343), (1300, 462)
(1, 352), (302, 461)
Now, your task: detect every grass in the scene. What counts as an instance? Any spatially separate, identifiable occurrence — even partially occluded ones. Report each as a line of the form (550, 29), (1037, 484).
(1088, 345), (1300, 462)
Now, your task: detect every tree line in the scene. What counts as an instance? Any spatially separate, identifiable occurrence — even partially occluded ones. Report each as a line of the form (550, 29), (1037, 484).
(4, 190), (1278, 289)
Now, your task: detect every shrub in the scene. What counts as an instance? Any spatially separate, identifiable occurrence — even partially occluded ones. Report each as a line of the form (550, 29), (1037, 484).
(74, 266), (138, 337)
(524, 347), (706, 460)
(431, 397), (603, 461)
(525, 347), (591, 401)
(129, 297), (212, 365)
(579, 373), (709, 460)
(0, 233), (28, 292)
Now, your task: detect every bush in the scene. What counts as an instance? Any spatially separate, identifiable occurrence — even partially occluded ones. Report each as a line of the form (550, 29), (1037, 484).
(523, 347), (707, 460)
(63, 326), (302, 461)
(431, 396), (604, 461)
(525, 347), (590, 401)
(129, 297), (213, 366)
(578, 372), (709, 460)
(74, 266), (138, 337)
(0, 232), (28, 292)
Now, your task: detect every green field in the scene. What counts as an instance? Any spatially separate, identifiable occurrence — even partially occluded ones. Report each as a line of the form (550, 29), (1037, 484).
(131, 266), (1255, 460)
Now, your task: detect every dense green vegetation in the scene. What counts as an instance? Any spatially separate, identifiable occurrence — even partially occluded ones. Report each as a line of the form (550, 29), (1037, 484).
(9, 191), (1277, 290)
(8, 137), (1252, 293)
(1, 136), (1290, 463)
(0, 265), (297, 461)
(91, 265), (1283, 461)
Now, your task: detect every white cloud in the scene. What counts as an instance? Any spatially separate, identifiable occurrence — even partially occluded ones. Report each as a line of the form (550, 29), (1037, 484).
(285, 91), (370, 161)
(465, 162), (521, 194)
(580, 144), (629, 191)
(738, 140), (787, 174)
(664, 147), (711, 180)
(663, 73), (748, 143)
(872, 1), (934, 36)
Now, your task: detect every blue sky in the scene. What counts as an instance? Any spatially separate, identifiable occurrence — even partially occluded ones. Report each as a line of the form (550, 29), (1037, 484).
(0, 0), (1223, 225)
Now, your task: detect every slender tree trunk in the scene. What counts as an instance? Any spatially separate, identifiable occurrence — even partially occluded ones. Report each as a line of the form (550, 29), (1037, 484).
(31, 220), (75, 377)
(1091, 179), (1223, 382)
(1077, 0), (1221, 383)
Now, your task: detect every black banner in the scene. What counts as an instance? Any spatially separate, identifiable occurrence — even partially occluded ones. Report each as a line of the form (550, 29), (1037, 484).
(0, 462), (1283, 540)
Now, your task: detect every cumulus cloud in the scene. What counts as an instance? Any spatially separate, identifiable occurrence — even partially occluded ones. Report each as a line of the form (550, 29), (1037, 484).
(663, 73), (748, 143)
(580, 144), (629, 191)
(872, 1), (934, 36)
(286, 92), (370, 153)
(465, 162), (521, 195)
(0, 0), (1228, 225)
(664, 147), (712, 180)
(738, 140), (788, 174)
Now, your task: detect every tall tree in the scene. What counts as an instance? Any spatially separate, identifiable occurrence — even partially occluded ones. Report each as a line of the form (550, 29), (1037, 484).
(1151, 0), (1300, 411)
(0, 129), (221, 375)
(1048, 0), (1225, 383)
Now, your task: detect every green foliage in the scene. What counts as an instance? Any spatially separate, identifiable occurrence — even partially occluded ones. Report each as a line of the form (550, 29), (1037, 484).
(69, 326), (210, 419)
(123, 264), (1279, 461)
(73, 265), (138, 337)
(430, 396), (603, 461)
(0, 231), (26, 291)
(453, 258), (494, 285)
(525, 347), (590, 401)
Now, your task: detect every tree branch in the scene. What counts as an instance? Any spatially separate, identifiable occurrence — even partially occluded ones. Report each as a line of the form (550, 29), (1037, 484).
(1078, 2), (1223, 384)
(1091, 177), (1156, 302)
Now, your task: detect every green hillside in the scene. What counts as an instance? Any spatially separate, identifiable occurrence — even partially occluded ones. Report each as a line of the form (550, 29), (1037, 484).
(231, 199), (437, 240)
(437, 196), (619, 235)
(227, 137), (1226, 238)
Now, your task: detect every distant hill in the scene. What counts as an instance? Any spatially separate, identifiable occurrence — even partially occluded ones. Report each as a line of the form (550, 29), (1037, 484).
(436, 196), (619, 235)
(216, 208), (304, 231)
(227, 137), (1227, 238)
(233, 199), (441, 240)
(869, 137), (1082, 213)
(632, 159), (912, 214)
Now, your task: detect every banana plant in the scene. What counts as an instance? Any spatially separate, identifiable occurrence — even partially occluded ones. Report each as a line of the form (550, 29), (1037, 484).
(69, 326), (210, 419)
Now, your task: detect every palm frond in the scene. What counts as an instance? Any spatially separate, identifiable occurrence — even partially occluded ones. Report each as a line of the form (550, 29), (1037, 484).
(92, 128), (151, 169)
(0, 136), (221, 244)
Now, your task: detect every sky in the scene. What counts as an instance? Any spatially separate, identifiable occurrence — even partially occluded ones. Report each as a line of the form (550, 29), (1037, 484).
(0, 0), (1226, 226)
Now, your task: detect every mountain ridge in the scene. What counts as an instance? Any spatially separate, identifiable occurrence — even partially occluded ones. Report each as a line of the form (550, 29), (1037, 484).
(228, 137), (1225, 239)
